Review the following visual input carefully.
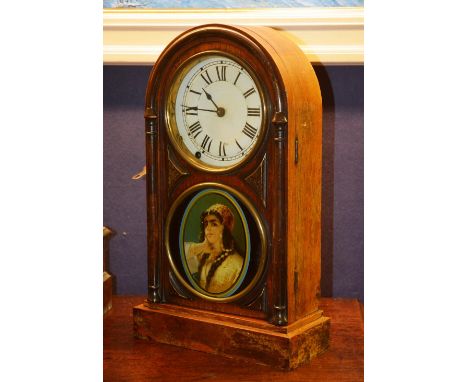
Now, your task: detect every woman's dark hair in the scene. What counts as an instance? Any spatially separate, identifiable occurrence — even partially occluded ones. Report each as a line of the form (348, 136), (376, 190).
(198, 250), (237, 292)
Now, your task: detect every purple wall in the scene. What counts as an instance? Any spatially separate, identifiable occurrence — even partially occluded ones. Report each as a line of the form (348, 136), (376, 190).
(103, 64), (363, 301)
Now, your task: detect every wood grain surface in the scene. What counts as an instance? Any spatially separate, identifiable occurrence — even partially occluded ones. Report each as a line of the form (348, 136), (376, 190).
(144, 23), (324, 326)
(104, 296), (363, 381)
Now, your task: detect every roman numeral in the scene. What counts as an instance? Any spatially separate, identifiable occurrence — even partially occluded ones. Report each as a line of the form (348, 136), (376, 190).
(242, 122), (257, 140)
(234, 72), (241, 85)
(183, 106), (198, 116)
(236, 139), (244, 155)
(247, 107), (261, 117)
(218, 142), (227, 157)
(243, 88), (256, 98)
(200, 70), (213, 85)
(189, 89), (202, 95)
(216, 66), (226, 81)
(201, 134), (212, 152)
(187, 121), (202, 135)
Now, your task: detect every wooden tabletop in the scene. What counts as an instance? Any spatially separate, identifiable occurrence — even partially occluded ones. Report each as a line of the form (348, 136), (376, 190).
(104, 296), (363, 381)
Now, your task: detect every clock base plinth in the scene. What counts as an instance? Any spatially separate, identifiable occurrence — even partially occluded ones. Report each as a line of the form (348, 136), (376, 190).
(133, 303), (330, 370)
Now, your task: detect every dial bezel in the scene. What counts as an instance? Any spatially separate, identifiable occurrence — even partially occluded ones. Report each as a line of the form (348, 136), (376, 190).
(165, 50), (268, 173)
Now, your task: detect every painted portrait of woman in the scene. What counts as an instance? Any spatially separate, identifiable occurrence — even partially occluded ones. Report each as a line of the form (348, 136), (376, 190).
(180, 190), (250, 296)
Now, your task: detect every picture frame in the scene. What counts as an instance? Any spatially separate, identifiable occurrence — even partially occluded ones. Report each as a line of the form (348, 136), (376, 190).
(164, 183), (267, 303)
(179, 188), (251, 298)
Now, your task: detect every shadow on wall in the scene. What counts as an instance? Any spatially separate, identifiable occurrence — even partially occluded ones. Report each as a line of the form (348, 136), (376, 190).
(313, 63), (335, 298)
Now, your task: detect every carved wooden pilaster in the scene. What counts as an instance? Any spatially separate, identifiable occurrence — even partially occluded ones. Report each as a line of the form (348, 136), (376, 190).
(270, 111), (288, 325)
(145, 107), (162, 303)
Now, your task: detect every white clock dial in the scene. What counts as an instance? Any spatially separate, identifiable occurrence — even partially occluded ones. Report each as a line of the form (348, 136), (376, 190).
(170, 54), (264, 169)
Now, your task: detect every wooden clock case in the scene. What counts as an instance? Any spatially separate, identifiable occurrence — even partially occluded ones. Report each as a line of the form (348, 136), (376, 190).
(133, 24), (330, 370)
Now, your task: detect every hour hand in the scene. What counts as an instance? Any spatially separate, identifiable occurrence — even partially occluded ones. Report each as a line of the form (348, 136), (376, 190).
(202, 88), (220, 109)
(200, 89), (226, 117)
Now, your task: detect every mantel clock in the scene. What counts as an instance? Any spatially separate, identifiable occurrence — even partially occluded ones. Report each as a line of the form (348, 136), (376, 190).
(133, 24), (330, 370)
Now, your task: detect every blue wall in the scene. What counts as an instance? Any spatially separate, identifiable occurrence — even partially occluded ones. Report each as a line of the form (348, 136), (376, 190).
(103, 64), (363, 301)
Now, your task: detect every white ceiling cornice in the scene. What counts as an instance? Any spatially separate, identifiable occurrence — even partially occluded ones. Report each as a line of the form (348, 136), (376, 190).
(103, 7), (364, 65)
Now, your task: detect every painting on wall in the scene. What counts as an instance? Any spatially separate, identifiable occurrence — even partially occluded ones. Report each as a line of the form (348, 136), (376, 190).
(103, 0), (363, 9)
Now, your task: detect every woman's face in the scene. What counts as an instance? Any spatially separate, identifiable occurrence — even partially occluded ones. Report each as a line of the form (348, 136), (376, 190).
(204, 214), (223, 245)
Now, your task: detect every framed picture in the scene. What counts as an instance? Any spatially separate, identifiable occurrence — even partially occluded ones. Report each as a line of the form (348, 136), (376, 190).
(179, 188), (251, 298)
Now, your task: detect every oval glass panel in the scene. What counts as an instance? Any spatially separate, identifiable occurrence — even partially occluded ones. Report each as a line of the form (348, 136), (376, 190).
(178, 188), (251, 298)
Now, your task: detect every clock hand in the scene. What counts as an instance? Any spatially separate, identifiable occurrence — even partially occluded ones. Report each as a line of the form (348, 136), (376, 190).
(182, 106), (218, 113)
(198, 108), (219, 113)
(202, 88), (220, 109)
(202, 89), (226, 118)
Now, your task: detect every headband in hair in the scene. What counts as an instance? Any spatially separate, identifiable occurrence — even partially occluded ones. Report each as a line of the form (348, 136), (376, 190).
(204, 204), (234, 232)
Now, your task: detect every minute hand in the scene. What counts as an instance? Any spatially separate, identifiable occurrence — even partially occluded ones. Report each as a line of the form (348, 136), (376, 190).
(197, 107), (219, 113)
(182, 106), (218, 113)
